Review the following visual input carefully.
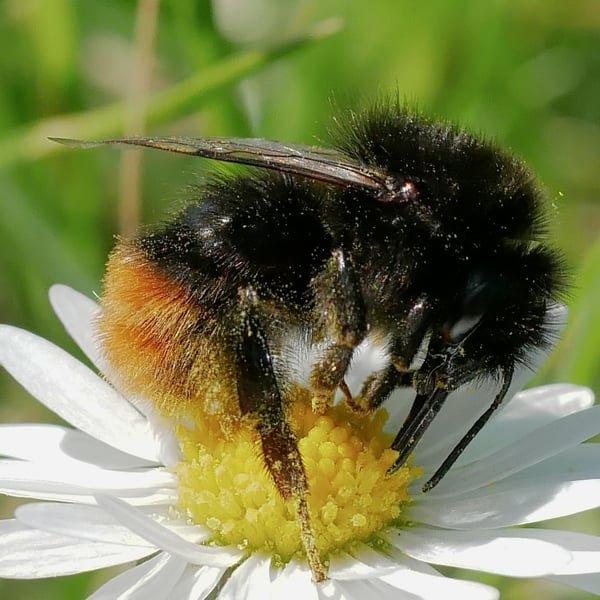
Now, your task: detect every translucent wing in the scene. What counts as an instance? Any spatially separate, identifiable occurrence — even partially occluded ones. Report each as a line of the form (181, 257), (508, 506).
(51, 136), (393, 193)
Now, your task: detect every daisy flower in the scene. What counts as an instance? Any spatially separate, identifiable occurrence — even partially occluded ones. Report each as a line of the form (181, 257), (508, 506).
(1, 285), (600, 599)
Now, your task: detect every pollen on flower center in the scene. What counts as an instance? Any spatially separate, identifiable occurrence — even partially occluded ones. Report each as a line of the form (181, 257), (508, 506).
(174, 385), (421, 564)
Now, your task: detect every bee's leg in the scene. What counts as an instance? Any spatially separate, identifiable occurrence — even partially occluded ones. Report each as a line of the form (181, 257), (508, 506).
(309, 248), (367, 413)
(353, 368), (414, 413)
(235, 288), (326, 582)
(354, 294), (433, 413)
(421, 364), (514, 492)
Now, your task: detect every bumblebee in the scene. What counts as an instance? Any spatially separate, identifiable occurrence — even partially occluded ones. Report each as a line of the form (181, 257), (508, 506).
(57, 101), (565, 580)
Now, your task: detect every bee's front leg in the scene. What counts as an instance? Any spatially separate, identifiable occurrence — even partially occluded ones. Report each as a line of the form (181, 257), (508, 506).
(309, 248), (366, 413)
(355, 294), (434, 413)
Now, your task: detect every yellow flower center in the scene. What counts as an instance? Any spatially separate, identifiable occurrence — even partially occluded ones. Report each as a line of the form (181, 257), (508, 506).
(174, 385), (421, 565)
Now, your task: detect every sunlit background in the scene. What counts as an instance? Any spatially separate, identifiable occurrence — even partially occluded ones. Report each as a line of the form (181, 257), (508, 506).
(1, 1), (599, 598)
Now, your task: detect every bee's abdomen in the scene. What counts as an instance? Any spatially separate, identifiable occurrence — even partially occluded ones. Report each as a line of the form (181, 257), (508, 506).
(97, 239), (240, 422)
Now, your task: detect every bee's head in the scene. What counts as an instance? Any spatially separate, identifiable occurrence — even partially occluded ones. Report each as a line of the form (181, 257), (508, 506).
(414, 243), (565, 397)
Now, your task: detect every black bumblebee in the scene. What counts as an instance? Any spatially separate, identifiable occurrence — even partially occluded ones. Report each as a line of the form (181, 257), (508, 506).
(56, 101), (565, 580)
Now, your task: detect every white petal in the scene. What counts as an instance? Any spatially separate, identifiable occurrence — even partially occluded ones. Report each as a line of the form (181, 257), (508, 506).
(85, 552), (186, 600)
(271, 561), (318, 600)
(49, 285), (182, 465)
(0, 325), (161, 462)
(0, 474), (175, 506)
(151, 515), (212, 544)
(331, 544), (499, 599)
(546, 573), (600, 595)
(96, 495), (244, 567)
(15, 502), (153, 547)
(316, 579), (349, 600)
(0, 424), (156, 469)
(452, 384), (595, 466)
(0, 519), (154, 578)
(0, 458), (174, 493)
(49, 284), (104, 370)
(345, 339), (389, 397)
(331, 577), (412, 600)
(0, 424), (77, 461)
(328, 544), (405, 579)
(323, 555), (496, 600)
(137, 411), (182, 468)
(502, 444), (600, 486)
(409, 479), (600, 529)
(523, 529), (600, 575)
(380, 566), (499, 600)
(169, 565), (226, 600)
(219, 554), (272, 600)
(0, 485), (174, 506)
(365, 546), (499, 599)
(421, 404), (600, 498)
(386, 527), (572, 576)
(0, 456), (175, 507)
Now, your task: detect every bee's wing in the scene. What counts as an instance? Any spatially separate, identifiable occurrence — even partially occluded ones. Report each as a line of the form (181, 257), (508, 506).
(51, 136), (392, 193)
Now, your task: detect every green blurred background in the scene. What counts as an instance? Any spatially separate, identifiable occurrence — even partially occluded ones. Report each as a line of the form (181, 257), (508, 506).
(1, 0), (599, 598)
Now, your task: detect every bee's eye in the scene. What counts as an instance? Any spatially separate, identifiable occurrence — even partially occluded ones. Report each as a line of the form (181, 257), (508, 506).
(380, 179), (419, 204)
(398, 180), (418, 202)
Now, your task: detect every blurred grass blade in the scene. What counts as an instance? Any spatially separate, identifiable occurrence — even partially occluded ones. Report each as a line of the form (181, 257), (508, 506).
(549, 235), (600, 387)
(29, 0), (77, 111)
(0, 17), (342, 169)
(0, 176), (98, 293)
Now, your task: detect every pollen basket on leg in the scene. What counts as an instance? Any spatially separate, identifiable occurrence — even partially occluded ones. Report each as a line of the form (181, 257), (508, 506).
(96, 240), (240, 425)
(175, 386), (421, 564)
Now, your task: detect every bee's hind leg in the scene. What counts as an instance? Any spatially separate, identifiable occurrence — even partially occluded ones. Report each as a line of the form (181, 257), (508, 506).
(235, 287), (326, 582)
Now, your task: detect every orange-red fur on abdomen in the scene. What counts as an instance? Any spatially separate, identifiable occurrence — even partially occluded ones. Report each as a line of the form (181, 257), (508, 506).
(97, 240), (239, 423)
